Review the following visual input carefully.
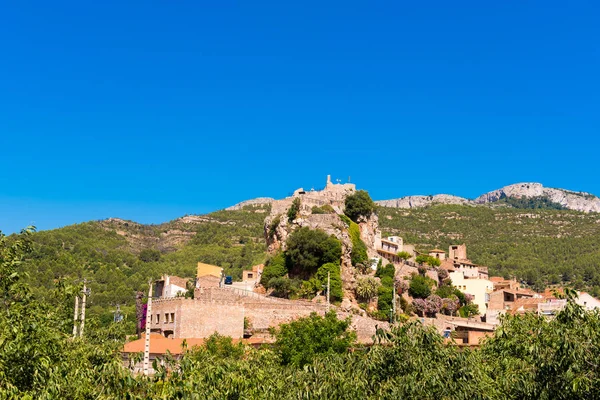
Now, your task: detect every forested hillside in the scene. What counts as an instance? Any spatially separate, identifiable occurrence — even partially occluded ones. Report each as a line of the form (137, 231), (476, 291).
(378, 205), (600, 294)
(20, 205), (269, 330)
(13, 202), (600, 332)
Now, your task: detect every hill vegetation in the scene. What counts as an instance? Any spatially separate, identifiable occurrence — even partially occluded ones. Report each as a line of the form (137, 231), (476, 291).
(18, 205), (270, 330)
(378, 204), (600, 294)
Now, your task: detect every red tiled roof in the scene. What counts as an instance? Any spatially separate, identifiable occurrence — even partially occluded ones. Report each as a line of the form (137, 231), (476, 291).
(122, 335), (271, 355)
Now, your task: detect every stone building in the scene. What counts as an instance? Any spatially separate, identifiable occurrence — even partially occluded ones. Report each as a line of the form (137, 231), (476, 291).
(449, 244), (468, 261)
(154, 275), (188, 298)
(376, 236), (416, 264)
(428, 249), (446, 261)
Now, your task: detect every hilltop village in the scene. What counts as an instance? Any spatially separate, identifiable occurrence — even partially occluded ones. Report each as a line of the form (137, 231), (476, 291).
(123, 176), (600, 370)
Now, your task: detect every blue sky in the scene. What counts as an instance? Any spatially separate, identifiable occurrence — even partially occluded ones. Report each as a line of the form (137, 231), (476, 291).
(1, 1), (599, 233)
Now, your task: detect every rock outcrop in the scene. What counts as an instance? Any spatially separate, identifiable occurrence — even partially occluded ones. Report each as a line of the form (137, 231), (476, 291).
(264, 177), (381, 301)
(376, 194), (470, 209)
(226, 197), (275, 210)
(474, 183), (600, 213)
(376, 183), (600, 213)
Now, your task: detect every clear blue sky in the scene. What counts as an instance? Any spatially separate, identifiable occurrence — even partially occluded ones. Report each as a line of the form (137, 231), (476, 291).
(1, 1), (599, 233)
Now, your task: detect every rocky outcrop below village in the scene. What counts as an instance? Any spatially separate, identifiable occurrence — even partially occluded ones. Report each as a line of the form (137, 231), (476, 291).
(376, 182), (600, 213)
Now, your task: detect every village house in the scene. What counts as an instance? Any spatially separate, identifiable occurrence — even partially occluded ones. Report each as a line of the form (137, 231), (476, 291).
(196, 262), (223, 288)
(448, 320), (495, 346)
(449, 270), (494, 315)
(375, 233), (419, 264)
(376, 236), (416, 264)
(154, 275), (188, 298)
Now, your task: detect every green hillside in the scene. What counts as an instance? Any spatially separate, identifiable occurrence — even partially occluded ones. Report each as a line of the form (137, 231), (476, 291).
(19, 205), (269, 330)
(12, 201), (600, 332)
(378, 204), (600, 294)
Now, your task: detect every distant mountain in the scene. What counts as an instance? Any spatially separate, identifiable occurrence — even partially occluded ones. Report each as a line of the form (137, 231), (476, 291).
(376, 183), (600, 213)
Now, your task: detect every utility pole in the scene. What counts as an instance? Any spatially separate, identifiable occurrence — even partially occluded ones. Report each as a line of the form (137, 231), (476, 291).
(79, 280), (87, 338)
(72, 293), (80, 338)
(391, 283), (396, 324)
(143, 280), (153, 376)
(327, 272), (330, 312)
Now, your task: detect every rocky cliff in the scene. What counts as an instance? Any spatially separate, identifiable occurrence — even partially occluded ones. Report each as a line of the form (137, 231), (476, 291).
(474, 183), (600, 212)
(226, 197), (275, 210)
(376, 194), (470, 209)
(376, 183), (600, 213)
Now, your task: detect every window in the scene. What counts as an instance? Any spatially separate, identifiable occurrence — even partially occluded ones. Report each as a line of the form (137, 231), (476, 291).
(156, 314), (160, 323)
(248, 273), (253, 279)
(171, 313), (175, 322)
(164, 313), (168, 323)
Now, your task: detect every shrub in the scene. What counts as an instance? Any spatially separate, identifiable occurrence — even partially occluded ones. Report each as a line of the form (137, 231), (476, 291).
(409, 275), (433, 299)
(459, 303), (479, 318)
(377, 286), (393, 316)
(348, 221), (368, 266)
(261, 253), (287, 287)
(355, 277), (379, 302)
(287, 198), (301, 221)
(441, 296), (459, 316)
(375, 263), (395, 280)
(316, 263), (343, 301)
(267, 215), (281, 239)
(344, 190), (375, 222)
(268, 277), (292, 298)
(311, 205), (335, 214)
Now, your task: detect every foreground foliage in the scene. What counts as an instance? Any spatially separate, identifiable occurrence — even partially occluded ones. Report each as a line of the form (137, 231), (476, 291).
(4, 219), (600, 398)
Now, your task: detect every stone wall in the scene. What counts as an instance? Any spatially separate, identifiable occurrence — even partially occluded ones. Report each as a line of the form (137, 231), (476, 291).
(149, 290), (385, 344)
(150, 298), (244, 339)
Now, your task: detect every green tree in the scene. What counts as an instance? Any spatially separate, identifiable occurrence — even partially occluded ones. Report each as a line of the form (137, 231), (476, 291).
(285, 227), (341, 278)
(287, 198), (301, 221)
(261, 252), (287, 287)
(348, 221), (368, 266)
(396, 251), (412, 262)
(315, 262), (343, 301)
(344, 190), (375, 223)
(138, 248), (161, 262)
(408, 275), (433, 299)
(271, 311), (356, 367)
(375, 263), (395, 280)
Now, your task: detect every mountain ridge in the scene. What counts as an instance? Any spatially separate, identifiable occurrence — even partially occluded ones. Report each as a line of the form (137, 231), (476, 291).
(228, 182), (600, 213)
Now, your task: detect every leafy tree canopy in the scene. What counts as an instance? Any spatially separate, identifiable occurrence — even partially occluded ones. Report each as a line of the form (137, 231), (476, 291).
(344, 190), (375, 223)
(285, 227), (341, 278)
(270, 311), (356, 367)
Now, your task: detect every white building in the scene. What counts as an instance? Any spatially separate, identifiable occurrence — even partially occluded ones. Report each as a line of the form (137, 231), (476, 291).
(450, 271), (494, 315)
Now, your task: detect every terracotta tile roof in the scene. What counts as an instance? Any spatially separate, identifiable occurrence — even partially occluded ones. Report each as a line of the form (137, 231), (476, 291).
(122, 335), (271, 355)
(429, 249), (446, 253)
(509, 298), (545, 314)
(440, 259), (456, 271)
